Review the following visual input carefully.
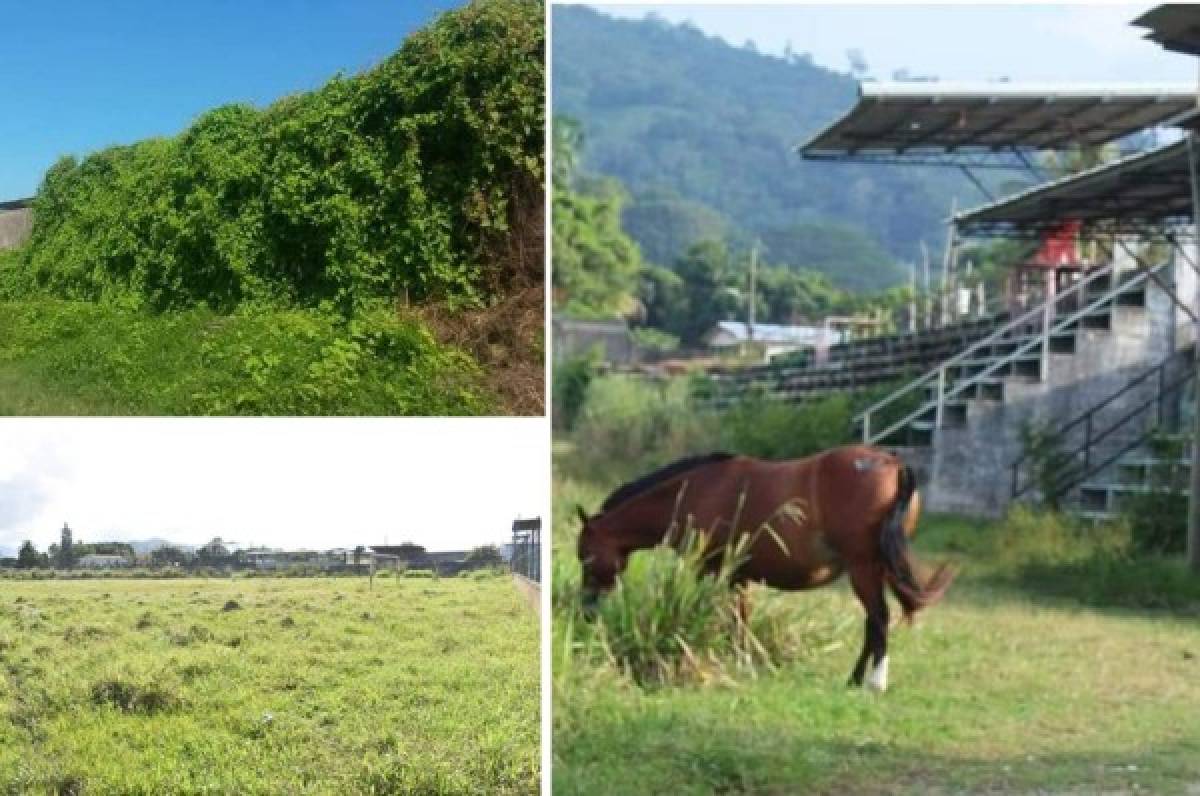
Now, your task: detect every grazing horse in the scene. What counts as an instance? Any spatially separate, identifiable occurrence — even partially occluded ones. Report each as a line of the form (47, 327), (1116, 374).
(576, 445), (955, 692)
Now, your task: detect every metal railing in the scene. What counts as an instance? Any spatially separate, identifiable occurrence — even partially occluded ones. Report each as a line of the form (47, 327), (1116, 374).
(1010, 349), (1195, 503)
(857, 260), (1161, 445)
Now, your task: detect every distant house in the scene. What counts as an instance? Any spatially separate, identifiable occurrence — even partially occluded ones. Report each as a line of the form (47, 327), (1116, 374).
(244, 549), (356, 571)
(705, 321), (842, 361)
(76, 554), (131, 569)
(552, 317), (638, 365)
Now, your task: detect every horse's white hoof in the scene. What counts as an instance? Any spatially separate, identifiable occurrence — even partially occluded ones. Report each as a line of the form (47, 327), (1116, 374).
(865, 655), (889, 692)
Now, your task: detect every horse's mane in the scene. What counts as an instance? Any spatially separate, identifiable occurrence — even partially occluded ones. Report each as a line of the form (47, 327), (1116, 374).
(600, 452), (736, 513)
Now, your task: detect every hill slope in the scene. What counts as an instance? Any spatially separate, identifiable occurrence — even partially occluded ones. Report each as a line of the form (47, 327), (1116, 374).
(552, 6), (972, 291)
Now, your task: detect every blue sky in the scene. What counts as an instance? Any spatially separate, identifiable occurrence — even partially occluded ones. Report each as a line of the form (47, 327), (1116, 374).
(0, 1), (464, 199)
(587, 4), (1196, 84)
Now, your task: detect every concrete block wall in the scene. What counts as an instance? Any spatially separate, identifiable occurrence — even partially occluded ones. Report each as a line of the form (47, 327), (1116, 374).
(924, 260), (1189, 517)
(0, 202), (33, 251)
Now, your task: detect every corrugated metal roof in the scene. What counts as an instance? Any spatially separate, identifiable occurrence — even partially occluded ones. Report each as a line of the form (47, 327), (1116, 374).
(953, 139), (1195, 237)
(708, 321), (842, 346)
(801, 82), (1196, 164)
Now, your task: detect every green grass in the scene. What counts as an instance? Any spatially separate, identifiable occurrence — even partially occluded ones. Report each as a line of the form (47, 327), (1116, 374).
(554, 472), (1200, 795)
(0, 575), (538, 794)
(0, 298), (493, 415)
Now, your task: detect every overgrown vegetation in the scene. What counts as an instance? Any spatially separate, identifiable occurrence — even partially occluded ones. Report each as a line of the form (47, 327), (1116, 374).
(0, 577), (538, 793)
(0, 0), (544, 414)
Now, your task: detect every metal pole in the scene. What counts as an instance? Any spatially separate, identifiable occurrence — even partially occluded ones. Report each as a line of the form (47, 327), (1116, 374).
(748, 243), (758, 340)
(1186, 132), (1200, 571)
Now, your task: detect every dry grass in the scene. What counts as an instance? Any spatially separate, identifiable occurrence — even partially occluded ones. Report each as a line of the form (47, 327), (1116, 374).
(405, 283), (545, 415)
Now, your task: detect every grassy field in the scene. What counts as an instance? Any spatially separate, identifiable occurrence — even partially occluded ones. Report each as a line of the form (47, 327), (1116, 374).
(0, 574), (539, 794)
(553, 474), (1200, 795)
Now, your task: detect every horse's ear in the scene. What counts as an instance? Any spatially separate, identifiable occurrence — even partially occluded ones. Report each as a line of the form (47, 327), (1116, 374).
(575, 505), (590, 527)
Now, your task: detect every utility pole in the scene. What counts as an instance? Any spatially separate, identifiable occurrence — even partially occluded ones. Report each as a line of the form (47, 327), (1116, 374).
(747, 242), (758, 341)
(920, 241), (932, 330)
(908, 262), (918, 333)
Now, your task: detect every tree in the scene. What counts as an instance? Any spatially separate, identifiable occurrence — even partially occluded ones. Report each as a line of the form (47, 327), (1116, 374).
(465, 544), (504, 565)
(196, 538), (230, 564)
(151, 545), (190, 567)
(16, 540), (40, 569)
(57, 523), (74, 569)
(552, 116), (642, 318)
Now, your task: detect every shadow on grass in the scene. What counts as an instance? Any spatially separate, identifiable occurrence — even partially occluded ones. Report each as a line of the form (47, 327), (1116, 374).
(555, 713), (1200, 796)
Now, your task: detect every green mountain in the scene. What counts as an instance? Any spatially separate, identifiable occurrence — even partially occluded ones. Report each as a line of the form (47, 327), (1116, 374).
(552, 6), (976, 292)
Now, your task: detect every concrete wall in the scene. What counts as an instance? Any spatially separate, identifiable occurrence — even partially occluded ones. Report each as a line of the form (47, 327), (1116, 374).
(0, 202), (32, 251)
(925, 260), (1187, 517)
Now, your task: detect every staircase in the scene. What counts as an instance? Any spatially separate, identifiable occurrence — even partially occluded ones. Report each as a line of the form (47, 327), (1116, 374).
(853, 255), (1186, 515)
(1009, 348), (1195, 513)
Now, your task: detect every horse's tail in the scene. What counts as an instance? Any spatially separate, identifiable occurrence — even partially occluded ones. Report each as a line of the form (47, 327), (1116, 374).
(879, 464), (956, 621)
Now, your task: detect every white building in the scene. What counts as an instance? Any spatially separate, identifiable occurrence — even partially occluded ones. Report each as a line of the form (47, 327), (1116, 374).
(76, 554), (131, 569)
(705, 321), (842, 361)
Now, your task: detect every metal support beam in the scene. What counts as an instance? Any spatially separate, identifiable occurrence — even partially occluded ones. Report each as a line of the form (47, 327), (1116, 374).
(958, 165), (996, 202)
(1115, 237), (1199, 323)
(1187, 131), (1200, 571)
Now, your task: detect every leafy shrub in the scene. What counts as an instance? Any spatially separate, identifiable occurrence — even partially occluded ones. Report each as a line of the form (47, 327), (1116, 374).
(10, 0), (544, 314)
(717, 393), (853, 460)
(551, 352), (597, 431)
(1121, 433), (1188, 554)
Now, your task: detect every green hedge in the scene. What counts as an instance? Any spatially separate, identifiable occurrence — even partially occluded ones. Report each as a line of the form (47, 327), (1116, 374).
(5, 0), (543, 315)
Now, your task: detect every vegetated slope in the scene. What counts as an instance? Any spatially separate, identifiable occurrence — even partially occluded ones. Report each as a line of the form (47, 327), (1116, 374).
(552, 5), (973, 291)
(0, 0), (544, 414)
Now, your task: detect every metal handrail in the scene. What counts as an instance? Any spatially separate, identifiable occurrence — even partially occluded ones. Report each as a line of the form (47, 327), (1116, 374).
(858, 259), (1132, 443)
(1011, 350), (1195, 501)
(859, 264), (1166, 444)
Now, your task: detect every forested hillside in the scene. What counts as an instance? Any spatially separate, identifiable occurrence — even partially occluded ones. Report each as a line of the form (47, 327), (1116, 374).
(552, 5), (973, 292)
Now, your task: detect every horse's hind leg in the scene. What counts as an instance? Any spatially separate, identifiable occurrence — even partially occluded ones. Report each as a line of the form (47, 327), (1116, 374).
(846, 564), (890, 691)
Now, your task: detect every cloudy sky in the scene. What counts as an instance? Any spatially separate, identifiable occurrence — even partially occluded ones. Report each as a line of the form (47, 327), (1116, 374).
(0, 419), (546, 555)
(581, 3), (1195, 83)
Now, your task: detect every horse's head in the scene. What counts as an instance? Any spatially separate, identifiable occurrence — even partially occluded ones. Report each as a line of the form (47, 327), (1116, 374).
(575, 506), (625, 615)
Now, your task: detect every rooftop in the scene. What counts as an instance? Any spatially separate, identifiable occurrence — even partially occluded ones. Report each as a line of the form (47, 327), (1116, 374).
(801, 82), (1196, 167)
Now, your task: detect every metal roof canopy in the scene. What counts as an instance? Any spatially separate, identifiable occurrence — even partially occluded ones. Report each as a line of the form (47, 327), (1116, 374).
(1134, 5), (1200, 57)
(801, 82), (1196, 168)
(953, 139), (1197, 238)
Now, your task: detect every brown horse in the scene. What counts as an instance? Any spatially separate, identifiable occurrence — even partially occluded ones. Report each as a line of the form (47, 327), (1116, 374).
(576, 445), (955, 691)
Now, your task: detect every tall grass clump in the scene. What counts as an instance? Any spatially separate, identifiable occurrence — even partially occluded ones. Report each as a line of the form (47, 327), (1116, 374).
(562, 519), (846, 687)
(982, 505), (1200, 612)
